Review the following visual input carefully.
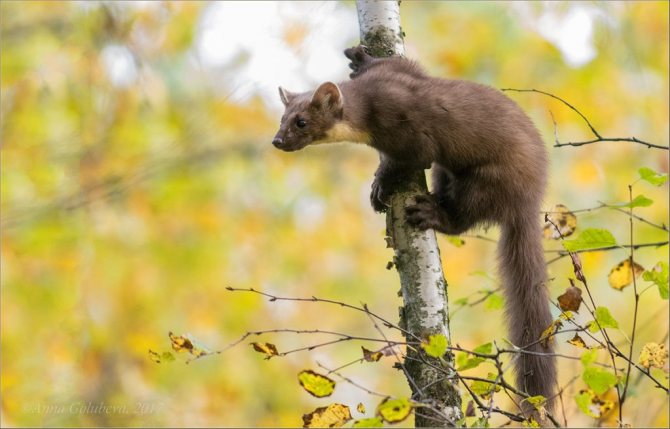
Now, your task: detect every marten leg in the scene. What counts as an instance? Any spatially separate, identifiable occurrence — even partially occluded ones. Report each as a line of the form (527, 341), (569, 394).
(344, 45), (377, 78)
(345, 45), (427, 80)
(370, 154), (420, 213)
(406, 165), (499, 234)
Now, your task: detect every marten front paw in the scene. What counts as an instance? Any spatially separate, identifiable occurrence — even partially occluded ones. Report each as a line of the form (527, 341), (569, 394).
(405, 194), (445, 231)
(370, 177), (391, 213)
(344, 45), (372, 78)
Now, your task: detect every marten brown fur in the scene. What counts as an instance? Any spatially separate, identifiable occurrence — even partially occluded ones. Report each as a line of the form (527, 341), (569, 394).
(272, 45), (556, 414)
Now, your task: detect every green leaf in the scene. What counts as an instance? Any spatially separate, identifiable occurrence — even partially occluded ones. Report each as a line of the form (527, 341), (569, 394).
(470, 373), (501, 398)
(473, 342), (493, 355)
(297, 370), (336, 398)
(575, 390), (598, 418)
(376, 397), (413, 423)
(161, 351), (175, 362)
(643, 261), (669, 299)
(582, 366), (618, 395)
(562, 228), (617, 252)
(580, 349), (598, 367)
(352, 417), (384, 428)
(594, 306), (619, 330)
(422, 334), (448, 358)
(484, 292), (504, 310)
(639, 167), (668, 186)
(457, 356), (485, 371)
(609, 194), (653, 208)
(524, 395), (546, 410)
(457, 343), (493, 371)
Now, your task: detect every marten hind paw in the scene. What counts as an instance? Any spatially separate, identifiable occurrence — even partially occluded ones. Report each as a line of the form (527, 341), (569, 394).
(405, 195), (445, 231)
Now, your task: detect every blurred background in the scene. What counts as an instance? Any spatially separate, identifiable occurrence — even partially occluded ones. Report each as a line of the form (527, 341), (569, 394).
(1, 1), (668, 427)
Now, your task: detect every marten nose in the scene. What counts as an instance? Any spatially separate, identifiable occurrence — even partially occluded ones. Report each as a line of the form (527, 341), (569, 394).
(272, 137), (283, 148)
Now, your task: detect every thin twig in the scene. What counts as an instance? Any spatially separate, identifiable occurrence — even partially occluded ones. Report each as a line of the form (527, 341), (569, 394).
(316, 361), (389, 398)
(545, 241), (668, 265)
(362, 303), (427, 399)
(621, 185), (641, 414)
(607, 205), (669, 232)
(545, 201), (668, 232)
(217, 327), (409, 356)
(224, 286), (419, 341)
(501, 88), (668, 150)
(545, 216), (625, 418)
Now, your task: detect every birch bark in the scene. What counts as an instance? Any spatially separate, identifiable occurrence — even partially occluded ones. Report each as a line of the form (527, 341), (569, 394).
(354, 1), (463, 426)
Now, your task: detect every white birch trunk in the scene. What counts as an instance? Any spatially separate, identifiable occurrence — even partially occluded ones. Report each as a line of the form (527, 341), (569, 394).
(353, 1), (462, 427)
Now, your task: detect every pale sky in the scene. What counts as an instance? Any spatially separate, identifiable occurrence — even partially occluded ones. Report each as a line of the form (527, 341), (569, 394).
(100, 1), (603, 109)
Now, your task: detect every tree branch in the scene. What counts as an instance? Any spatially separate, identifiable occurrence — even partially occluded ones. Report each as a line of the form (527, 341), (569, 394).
(354, 1), (462, 426)
(501, 88), (669, 150)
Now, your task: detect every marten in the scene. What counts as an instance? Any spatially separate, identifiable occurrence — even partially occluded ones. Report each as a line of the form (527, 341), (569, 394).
(272, 45), (556, 414)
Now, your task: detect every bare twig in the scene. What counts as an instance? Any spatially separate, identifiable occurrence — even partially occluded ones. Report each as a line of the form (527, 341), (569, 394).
(224, 286), (419, 341)
(450, 287), (501, 317)
(501, 88), (668, 150)
(621, 185), (641, 413)
(545, 201), (668, 232)
(545, 241), (668, 265)
(316, 361), (389, 398)
(545, 217), (626, 424)
(362, 303), (427, 399)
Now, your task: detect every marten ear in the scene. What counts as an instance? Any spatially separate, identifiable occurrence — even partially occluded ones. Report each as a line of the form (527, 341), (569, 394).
(310, 82), (343, 113)
(278, 87), (296, 106)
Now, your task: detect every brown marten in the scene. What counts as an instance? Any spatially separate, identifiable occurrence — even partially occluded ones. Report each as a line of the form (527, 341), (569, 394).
(273, 45), (555, 413)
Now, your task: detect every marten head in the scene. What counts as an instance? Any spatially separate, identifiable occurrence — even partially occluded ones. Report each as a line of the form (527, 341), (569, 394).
(273, 82), (350, 152)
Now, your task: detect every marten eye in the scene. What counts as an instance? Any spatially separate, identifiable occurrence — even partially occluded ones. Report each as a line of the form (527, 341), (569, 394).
(296, 118), (307, 128)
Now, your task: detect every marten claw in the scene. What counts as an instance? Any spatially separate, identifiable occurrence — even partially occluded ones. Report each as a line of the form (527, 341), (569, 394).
(345, 45), (374, 78)
(370, 179), (391, 213)
(405, 195), (441, 230)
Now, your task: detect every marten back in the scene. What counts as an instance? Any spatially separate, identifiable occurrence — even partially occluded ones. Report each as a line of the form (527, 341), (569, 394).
(273, 47), (556, 417)
(341, 65), (545, 172)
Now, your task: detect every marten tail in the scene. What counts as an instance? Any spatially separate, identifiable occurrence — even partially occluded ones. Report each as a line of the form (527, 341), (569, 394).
(497, 214), (556, 417)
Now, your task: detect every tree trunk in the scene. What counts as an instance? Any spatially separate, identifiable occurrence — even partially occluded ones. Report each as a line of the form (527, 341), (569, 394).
(354, 1), (463, 427)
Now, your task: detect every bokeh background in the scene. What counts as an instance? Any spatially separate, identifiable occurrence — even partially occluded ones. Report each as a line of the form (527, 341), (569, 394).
(1, 1), (668, 427)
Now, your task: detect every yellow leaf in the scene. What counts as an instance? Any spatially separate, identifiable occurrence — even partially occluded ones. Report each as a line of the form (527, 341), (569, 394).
(361, 346), (383, 362)
(352, 417), (383, 428)
(544, 204), (577, 239)
(168, 332), (210, 359)
(575, 389), (614, 419)
(421, 333), (448, 358)
(375, 397), (413, 423)
(523, 417), (541, 427)
(567, 334), (587, 348)
(302, 403), (352, 428)
(251, 342), (279, 358)
(169, 332), (193, 353)
(148, 349), (162, 363)
(638, 343), (668, 369)
(298, 370), (336, 398)
(357, 403), (366, 414)
(539, 318), (563, 348)
(608, 258), (644, 290)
